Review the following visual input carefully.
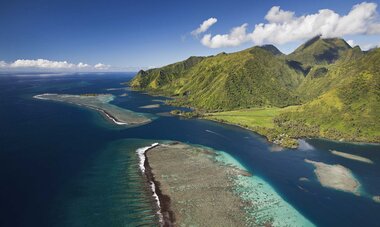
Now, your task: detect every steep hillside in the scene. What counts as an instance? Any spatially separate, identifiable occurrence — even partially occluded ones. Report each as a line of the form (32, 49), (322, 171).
(130, 56), (205, 91)
(277, 48), (380, 142)
(131, 46), (304, 110)
(295, 45), (364, 101)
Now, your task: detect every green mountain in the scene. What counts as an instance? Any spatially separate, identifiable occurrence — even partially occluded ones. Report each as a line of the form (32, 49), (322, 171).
(287, 35), (352, 66)
(131, 46), (303, 110)
(260, 44), (284, 56)
(277, 48), (380, 143)
(129, 37), (380, 145)
(130, 56), (205, 90)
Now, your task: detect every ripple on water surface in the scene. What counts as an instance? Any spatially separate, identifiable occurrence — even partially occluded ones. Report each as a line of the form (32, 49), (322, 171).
(52, 139), (159, 227)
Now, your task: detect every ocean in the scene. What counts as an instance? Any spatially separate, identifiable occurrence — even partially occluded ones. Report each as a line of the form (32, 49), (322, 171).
(0, 72), (379, 226)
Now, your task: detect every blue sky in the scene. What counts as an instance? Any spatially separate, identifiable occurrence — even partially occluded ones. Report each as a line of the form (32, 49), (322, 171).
(0, 0), (379, 71)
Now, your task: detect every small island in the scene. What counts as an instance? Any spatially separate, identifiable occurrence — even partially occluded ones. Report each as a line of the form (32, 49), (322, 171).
(34, 93), (153, 127)
(140, 142), (314, 226)
(330, 150), (374, 164)
(305, 159), (361, 195)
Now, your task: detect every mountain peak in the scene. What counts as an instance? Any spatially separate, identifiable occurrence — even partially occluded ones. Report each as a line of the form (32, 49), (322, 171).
(259, 44), (284, 56)
(300, 35), (322, 50)
(288, 36), (354, 65)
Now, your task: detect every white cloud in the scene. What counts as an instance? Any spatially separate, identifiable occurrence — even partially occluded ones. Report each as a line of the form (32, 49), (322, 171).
(361, 42), (380, 50)
(0, 59), (111, 71)
(265, 6), (295, 23)
(347, 40), (355, 47)
(191, 17), (218, 36)
(10, 59), (76, 69)
(94, 63), (110, 70)
(199, 2), (380, 48)
(201, 23), (249, 48)
(77, 62), (90, 68)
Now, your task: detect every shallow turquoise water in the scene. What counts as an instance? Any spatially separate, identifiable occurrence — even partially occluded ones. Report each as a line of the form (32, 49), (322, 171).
(216, 151), (315, 226)
(0, 72), (379, 226)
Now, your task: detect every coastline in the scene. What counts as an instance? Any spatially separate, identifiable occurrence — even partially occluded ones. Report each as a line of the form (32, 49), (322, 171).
(141, 144), (176, 226)
(86, 105), (128, 125)
(129, 88), (380, 149)
(203, 116), (299, 148)
(203, 115), (380, 149)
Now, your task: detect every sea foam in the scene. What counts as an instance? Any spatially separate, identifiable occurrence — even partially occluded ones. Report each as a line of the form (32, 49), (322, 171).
(136, 143), (159, 173)
(136, 143), (163, 224)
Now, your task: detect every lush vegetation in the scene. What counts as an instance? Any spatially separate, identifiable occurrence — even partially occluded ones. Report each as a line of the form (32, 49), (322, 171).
(278, 49), (380, 143)
(170, 110), (203, 118)
(129, 36), (380, 146)
(204, 107), (299, 148)
(131, 46), (304, 110)
(286, 35), (352, 66)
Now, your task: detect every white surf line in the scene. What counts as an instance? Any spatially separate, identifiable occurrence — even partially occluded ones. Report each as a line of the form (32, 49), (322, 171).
(35, 94), (128, 126)
(136, 143), (163, 224)
(149, 181), (163, 224)
(136, 143), (159, 173)
(89, 106), (128, 125)
(33, 93), (57, 100)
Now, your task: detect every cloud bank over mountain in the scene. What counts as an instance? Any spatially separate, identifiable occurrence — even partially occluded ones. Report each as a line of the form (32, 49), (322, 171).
(196, 2), (380, 48)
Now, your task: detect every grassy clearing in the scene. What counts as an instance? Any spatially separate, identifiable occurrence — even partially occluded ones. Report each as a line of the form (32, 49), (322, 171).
(204, 106), (300, 148)
(205, 107), (289, 128)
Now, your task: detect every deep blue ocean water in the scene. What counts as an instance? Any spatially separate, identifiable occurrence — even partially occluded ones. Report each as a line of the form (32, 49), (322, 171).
(0, 72), (379, 227)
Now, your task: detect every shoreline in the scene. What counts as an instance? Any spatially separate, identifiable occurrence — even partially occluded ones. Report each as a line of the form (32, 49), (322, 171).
(201, 116), (300, 148)
(86, 105), (128, 125)
(136, 143), (175, 226)
(130, 88), (380, 148)
(203, 116), (380, 149)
